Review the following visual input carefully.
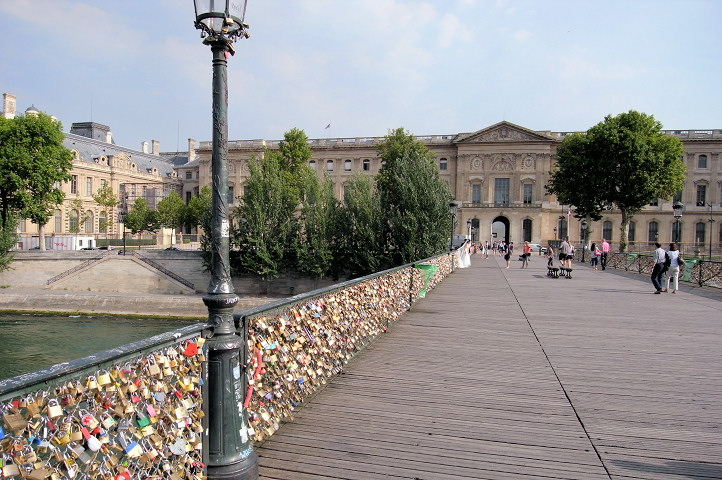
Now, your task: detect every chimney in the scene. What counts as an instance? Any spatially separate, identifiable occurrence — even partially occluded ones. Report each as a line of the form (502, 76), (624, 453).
(2, 93), (17, 119)
(105, 131), (113, 143)
(152, 140), (160, 156)
(142, 141), (149, 153)
(188, 138), (196, 162)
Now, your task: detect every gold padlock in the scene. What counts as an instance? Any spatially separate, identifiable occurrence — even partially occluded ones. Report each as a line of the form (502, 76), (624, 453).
(46, 400), (63, 419)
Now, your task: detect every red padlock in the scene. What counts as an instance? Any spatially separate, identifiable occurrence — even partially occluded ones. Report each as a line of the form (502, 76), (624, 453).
(115, 471), (130, 480)
(183, 341), (198, 356)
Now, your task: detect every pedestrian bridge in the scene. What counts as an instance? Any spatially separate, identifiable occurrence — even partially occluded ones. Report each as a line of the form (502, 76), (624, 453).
(255, 254), (722, 480)
(1, 253), (720, 480)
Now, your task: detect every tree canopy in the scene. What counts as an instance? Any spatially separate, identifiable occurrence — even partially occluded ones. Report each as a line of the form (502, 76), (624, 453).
(376, 128), (452, 265)
(547, 111), (685, 251)
(0, 113), (73, 253)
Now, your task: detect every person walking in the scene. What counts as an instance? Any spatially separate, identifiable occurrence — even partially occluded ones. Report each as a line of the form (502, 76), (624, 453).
(559, 237), (571, 268)
(665, 243), (683, 294)
(600, 238), (610, 270)
(590, 242), (601, 270)
(546, 243), (555, 267)
(521, 241), (531, 268)
(651, 242), (666, 294)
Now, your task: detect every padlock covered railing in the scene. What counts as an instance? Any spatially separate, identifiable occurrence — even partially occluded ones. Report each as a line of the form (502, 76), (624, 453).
(234, 252), (452, 443)
(0, 323), (209, 480)
(0, 251), (454, 478)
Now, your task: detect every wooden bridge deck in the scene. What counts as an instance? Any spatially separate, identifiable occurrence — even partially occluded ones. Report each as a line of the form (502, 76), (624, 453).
(255, 254), (722, 480)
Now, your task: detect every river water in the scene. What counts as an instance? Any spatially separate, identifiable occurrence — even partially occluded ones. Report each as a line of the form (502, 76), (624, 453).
(0, 313), (199, 381)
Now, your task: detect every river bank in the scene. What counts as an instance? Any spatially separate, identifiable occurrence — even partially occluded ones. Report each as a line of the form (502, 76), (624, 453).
(0, 288), (277, 319)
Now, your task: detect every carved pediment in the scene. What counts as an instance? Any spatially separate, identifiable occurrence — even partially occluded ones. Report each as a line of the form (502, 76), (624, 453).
(456, 121), (555, 143)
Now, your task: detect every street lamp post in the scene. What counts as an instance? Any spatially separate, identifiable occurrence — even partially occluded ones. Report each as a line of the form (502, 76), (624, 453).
(193, 2), (257, 480)
(672, 200), (683, 244)
(449, 200), (458, 271)
(553, 227), (557, 242)
(707, 202), (715, 260)
(580, 220), (588, 263)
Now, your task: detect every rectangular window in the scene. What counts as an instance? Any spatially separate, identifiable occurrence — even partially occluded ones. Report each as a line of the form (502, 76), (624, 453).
(186, 171), (193, 179)
(648, 221), (658, 243)
(696, 185), (706, 206)
(54, 210), (62, 232)
(628, 221), (636, 244)
(698, 154), (708, 169)
(185, 191), (192, 204)
(227, 186), (234, 204)
(71, 175), (78, 195)
(523, 184), (532, 204)
(472, 184), (481, 204)
(439, 159), (448, 171)
(494, 178), (509, 204)
(603, 221), (613, 241)
(85, 177), (93, 196)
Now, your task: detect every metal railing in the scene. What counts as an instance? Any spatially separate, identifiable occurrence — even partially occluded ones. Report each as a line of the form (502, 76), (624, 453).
(130, 252), (195, 290)
(45, 251), (116, 285)
(575, 251), (722, 289)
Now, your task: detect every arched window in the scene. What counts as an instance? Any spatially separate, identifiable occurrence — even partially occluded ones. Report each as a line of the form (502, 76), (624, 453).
(439, 158), (448, 171)
(648, 221), (659, 243)
(363, 159), (370, 171)
(69, 210), (79, 233)
(628, 221), (636, 244)
(344, 160), (352, 172)
(326, 160), (334, 171)
(85, 211), (94, 233)
(522, 219), (532, 242)
(54, 209), (62, 233)
(99, 211), (108, 233)
(309, 160), (316, 169)
(695, 222), (706, 246)
(603, 221), (613, 241)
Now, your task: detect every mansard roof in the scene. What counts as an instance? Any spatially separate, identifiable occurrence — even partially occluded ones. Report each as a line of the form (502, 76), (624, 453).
(63, 132), (179, 179)
(455, 121), (558, 144)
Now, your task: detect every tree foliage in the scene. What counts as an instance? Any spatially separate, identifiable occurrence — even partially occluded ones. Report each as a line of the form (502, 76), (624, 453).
(0, 113), (73, 252)
(334, 173), (380, 278)
(123, 198), (159, 247)
(92, 183), (119, 233)
(294, 175), (336, 278)
(156, 191), (186, 231)
(375, 128), (452, 265)
(547, 111), (685, 251)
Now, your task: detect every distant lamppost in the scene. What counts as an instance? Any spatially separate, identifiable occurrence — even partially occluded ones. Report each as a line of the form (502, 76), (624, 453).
(553, 227), (557, 242)
(449, 200), (458, 271)
(580, 220), (588, 262)
(707, 202), (715, 260)
(193, 2), (257, 480)
(672, 200), (684, 244)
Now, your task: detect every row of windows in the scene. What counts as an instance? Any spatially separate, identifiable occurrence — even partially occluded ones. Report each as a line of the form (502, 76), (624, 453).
(309, 159), (372, 172)
(556, 218), (722, 244)
(69, 176), (108, 196)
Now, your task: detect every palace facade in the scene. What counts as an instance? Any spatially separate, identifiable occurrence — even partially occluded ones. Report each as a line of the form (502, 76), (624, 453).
(193, 122), (722, 254)
(4, 92), (721, 254)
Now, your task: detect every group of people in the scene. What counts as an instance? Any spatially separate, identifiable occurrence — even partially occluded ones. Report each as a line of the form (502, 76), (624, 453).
(651, 242), (684, 294)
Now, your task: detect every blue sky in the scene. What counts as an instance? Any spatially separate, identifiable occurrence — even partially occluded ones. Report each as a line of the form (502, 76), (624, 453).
(1, 0), (720, 153)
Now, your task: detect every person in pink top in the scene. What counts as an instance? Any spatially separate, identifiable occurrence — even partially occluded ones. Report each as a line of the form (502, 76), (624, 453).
(600, 239), (610, 270)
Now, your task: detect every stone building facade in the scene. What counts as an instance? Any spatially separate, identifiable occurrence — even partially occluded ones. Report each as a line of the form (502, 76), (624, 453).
(194, 121), (722, 255)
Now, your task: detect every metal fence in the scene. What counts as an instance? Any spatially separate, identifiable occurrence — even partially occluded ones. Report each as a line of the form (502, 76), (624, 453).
(575, 251), (722, 289)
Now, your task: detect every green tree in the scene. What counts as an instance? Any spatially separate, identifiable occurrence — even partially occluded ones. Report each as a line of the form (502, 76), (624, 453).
(376, 128), (452, 265)
(231, 151), (298, 279)
(0, 113), (73, 251)
(68, 196), (89, 234)
(295, 174), (336, 278)
(335, 173), (380, 278)
(92, 183), (119, 235)
(186, 186), (212, 269)
(156, 191), (186, 242)
(123, 198), (159, 249)
(0, 216), (18, 272)
(547, 111), (685, 252)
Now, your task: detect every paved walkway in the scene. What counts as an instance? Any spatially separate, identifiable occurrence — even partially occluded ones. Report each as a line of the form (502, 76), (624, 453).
(255, 253), (722, 480)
